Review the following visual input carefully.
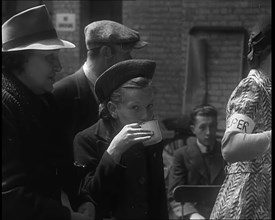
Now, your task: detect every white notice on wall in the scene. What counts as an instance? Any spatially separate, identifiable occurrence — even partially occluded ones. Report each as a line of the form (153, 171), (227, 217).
(56, 13), (75, 31)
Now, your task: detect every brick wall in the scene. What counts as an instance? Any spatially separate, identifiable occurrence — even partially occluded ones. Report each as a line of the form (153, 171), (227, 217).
(122, 0), (271, 138)
(123, 1), (184, 137)
(49, 0), (271, 138)
(51, 1), (81, 81)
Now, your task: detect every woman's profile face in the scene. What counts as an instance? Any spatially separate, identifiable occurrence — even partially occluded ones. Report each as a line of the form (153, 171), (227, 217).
(20, 50), (62, 94)
(114, 86), (155, 127)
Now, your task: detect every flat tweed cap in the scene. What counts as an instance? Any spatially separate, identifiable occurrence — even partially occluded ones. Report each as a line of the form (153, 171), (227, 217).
(95, 59), (156, 103)
(84, 20), (148, 50)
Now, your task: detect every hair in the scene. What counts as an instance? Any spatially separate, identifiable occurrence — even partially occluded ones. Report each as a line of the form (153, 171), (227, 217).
(99, 77), (153, 120)
(2, 50), (34, 74)
(190, 104), (218, 125)
(87, 44), (117, 59)
(247, 14), (271, 69)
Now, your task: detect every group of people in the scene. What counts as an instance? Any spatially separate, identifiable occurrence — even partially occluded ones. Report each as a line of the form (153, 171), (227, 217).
(2, 4), (271, 220)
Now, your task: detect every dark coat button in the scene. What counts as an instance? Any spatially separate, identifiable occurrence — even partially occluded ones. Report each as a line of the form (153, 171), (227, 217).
(139, 177), (146, 184)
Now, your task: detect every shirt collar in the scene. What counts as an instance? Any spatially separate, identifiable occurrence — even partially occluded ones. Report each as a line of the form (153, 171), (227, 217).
(196, 139), (209, 154)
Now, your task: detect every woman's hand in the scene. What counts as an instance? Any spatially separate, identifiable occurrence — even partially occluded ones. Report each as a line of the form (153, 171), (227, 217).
(107, 123), (153, 163)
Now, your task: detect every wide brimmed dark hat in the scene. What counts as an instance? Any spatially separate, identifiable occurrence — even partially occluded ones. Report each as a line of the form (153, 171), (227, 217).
(2, 5), (75, 52)
(84, 20), (148, 50)
(95, 59), (156, 103)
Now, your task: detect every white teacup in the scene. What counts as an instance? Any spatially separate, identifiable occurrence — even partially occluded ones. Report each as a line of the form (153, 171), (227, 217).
(139, 119), (162, 146)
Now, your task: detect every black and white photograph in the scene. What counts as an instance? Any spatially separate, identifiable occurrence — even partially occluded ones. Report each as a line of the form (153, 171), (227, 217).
(2, 0), (271, 219)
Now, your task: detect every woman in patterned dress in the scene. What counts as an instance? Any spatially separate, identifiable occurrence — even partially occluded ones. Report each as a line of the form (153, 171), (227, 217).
(210, 15), (271, 219)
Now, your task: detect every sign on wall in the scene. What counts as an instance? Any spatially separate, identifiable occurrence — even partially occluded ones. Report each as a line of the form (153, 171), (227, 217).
(56, 13), (75, 31)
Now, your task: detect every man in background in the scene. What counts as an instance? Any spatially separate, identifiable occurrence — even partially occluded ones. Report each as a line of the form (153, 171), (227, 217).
(168, 104), (225, 220)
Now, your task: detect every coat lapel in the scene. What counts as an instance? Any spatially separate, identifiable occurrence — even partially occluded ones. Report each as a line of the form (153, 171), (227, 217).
(184, 138), (209, 182)
(75, 68), (99, 127)
(208, 142), (224, 184)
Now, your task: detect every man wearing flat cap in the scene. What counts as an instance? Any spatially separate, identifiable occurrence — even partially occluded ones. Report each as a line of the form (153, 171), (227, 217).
(2, 5), (94, 220)
(73, 59), (169, 220)
(52, 21), (148, 190)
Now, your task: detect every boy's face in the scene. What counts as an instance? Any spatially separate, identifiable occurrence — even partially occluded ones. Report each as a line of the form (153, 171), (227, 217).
(113, 86), (155, 127)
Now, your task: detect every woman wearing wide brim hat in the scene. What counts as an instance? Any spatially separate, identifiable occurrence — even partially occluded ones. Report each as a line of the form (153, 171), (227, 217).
(210, 14), (271, 219)
(2, 4), (75, 52)
(2, 5), (94, 220)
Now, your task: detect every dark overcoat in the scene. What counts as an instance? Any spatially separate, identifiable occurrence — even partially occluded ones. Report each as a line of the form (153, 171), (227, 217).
(52, 67), (99, 156)
(74, 119), (169, 220)
(168, 136), (225, 218)
(52, 67), (99, 203)
(2, 73), (75, 220)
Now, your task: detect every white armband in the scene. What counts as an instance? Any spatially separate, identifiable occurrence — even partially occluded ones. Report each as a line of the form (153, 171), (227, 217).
(226, 113), (255, 134)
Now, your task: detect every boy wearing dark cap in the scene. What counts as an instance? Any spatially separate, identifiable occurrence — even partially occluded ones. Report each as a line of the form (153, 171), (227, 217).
(2, 5), (94, 220)
(73, 59), (168, 220)
(52, 21), (148, 194)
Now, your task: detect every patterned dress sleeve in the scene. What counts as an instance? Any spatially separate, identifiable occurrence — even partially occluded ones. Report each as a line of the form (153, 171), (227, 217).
(221, 73), (271, 162)
(227, 77), (261, 123)
(224, 76), (262, 137)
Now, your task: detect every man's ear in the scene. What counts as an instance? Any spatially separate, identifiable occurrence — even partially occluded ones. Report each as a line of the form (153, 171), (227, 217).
(100, 45), (113, 58)
(107, 101), (118, 118)
(190, 124), (195, 134)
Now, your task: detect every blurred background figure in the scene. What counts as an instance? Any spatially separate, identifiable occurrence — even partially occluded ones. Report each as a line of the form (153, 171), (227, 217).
(210, 14), (271, 220)
(168, 104), (225, 220)
(2, 5), (94, 220)
(162, 115), (193, 187)
(73, 59), (168, 220)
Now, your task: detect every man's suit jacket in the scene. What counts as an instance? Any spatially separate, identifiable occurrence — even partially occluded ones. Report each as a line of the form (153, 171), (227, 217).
(52, 67), (99, 209)
(168, 136), (225, 218)
(53, 67), (99, 140)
